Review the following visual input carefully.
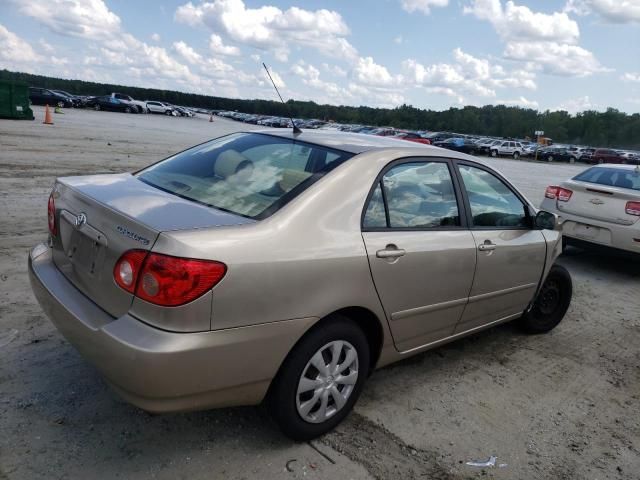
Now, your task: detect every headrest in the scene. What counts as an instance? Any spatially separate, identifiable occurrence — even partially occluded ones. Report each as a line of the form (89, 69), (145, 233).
(214, 150), (251, 179)
(278, 169), (312, 193)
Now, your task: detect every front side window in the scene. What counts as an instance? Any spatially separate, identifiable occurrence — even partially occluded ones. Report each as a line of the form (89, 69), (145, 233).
(459, 165), (528, 228)
(363, 161), (460, 229)
(138, 133), (352, 219)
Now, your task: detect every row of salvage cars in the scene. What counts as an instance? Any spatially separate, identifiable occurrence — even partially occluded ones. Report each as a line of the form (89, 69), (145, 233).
(28, 87), (196, 117)
(29, 128), (639, 442)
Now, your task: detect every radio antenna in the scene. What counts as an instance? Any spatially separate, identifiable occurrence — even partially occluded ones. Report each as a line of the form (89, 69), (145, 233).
(262, 62), (301, 134)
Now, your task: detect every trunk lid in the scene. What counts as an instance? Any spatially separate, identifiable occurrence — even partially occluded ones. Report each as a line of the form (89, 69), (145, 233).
(557, 179), (639, 226)
(51, 173), (253, 318)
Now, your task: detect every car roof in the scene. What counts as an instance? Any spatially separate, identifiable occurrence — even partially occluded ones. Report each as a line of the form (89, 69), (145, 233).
(252, 129), (443, 154)
(590, 164), (640, 171)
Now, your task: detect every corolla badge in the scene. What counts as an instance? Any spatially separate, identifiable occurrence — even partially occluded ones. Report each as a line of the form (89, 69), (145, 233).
(116, 225), (150, 245)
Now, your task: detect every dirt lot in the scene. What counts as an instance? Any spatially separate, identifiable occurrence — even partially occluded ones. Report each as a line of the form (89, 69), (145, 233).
(1, 107), (639, 480)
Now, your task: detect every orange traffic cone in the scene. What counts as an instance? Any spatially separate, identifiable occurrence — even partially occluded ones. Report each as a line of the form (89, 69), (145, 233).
(43, 105), (54, 125)
(209, 112), (213, 122)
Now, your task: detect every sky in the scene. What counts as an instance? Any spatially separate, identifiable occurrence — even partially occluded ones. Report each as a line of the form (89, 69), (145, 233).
(0, 0), (638, 113)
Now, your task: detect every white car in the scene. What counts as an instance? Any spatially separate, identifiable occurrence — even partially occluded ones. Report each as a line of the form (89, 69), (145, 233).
(540, 164), (640, 254)
(146, 101), (177, 116)
(110, 93), (147, 113)
(490, 141), (524, 159)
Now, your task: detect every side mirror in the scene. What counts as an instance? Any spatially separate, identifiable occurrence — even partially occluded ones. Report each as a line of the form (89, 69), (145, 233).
(535, 210), (558, 230)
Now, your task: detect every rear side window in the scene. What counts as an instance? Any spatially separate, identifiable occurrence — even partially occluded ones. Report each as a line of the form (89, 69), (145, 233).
(137, 133), (352, 219)
(363, 161), (460, 229)
(573, 167), (640, 191)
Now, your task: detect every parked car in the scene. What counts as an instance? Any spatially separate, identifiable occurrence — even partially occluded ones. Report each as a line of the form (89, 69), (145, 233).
(28, 87), (73, 108)
(30, 130), (571, 440)
(50, 90), (82, 107)
(537, 147), (575, 163)
(476, 139), (503, 155)
(592, 148), (623, 164)
(619, 151), (640, 165)
(146, 101), (176, 115)
(85, 95), (136, 113)
(433, 137), (477, 155)
(540, 164), (640, 254)
(578, 148), (596, 163)
(424, 132), (455, 143)
(393, 132), (431, 145)
(110, 93), (147, 113)
(490, 140), (524, 159)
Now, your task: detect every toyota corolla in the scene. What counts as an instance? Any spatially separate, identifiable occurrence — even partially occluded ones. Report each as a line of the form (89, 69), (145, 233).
(29, 131), (572, 440)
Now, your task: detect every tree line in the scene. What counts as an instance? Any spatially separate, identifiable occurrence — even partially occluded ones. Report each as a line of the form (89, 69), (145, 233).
(2, 69), (639, 149)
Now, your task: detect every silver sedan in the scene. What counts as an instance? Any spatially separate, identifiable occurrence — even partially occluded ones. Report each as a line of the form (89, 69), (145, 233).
(540, 164), (640, 254)
(29, 130), (572, 440)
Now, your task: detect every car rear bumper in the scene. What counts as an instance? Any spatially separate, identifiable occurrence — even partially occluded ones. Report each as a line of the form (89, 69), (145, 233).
(29, 243), (316, 412)
(540, 200), (640, 254)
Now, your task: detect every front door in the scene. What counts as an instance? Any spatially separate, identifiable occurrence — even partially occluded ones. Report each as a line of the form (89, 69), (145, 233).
(453, 163), (547, 333)
(361, 159), (477, 352)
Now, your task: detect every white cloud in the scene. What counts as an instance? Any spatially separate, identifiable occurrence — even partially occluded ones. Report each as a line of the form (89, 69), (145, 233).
(497, 96), (539, 108)
(565, 0), (640, 24)
(556, 95), (602, 113)
(13, 0), (121, 41)
(622, 72), (640, 83)
(175, 0), (357, 62)
(464, 0), (607, 77)
(173, 41), (204, 65)
(151, 33), (161, 42)
(209, 34), (241, 56)
(322, 63), (347, 77)
(504, 42), (609, 76)
(354, 57), (403, 87)
(402, 48), (537, 102)
(0, 23), (41, 63)
(38, 38), (54, 53)
(400, 0), (449, 15)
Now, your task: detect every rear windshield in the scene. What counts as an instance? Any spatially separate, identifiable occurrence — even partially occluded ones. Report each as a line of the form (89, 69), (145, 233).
(573, 167), (640, 191)
(137, 133), (353, 219)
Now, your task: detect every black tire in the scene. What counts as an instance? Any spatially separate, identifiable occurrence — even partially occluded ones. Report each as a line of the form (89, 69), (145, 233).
(548, 155), (554, 162)
(165, 110), (173, 116)
(94, 104), (101, 111)
(267, 316), (370, 441)
(491, 150), (498, 157)
(520, 264), (572, 334)
(513, 151), (520, 159)
(125, 106), (132, 113)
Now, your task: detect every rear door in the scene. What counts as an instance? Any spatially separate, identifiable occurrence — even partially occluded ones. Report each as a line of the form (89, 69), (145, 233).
(362, 159), (477, 352)
(453, 162), (547, 333)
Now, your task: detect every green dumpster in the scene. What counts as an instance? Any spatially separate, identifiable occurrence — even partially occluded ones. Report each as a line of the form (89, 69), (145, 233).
(0, 80), (34, 120)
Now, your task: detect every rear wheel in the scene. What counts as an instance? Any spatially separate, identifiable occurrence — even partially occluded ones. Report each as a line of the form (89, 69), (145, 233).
(520, 264), (572, 334)
(124, 106), (132, 113)
(548, 155), (554, 162)
(268, 316), (370, 440)
(94, 104), (101, 111)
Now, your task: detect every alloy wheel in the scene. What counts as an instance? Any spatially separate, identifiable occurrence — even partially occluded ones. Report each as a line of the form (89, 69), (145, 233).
(296, 340), (359, 424)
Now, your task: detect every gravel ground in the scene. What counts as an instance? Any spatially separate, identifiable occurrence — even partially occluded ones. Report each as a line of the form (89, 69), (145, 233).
(1, 107), (638, 480)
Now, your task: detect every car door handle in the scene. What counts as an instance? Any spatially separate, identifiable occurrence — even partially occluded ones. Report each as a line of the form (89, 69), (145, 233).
(478, 242), (497, 252)
(376, 246), (406, 259)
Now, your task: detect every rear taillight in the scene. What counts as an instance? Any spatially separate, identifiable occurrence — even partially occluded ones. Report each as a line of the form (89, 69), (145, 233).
(48, 193), (57, 236)
(114, 250), (148, 293)
(114, 251), (226, 306)
(625, 201), (640, 216)
(545, 185), (573, 202)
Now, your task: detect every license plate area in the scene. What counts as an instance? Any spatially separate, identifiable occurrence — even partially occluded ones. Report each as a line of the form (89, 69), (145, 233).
(60, 210), (108, 276)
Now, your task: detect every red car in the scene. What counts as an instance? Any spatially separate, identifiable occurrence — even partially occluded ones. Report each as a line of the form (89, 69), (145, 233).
(393, 132), (431, 145)
(592, 148), (623, 164)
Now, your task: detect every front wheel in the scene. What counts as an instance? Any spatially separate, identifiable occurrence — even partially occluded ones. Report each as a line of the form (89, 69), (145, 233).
(513, 151), (520, 159)
(548, 155), (554, 162)
(125, 106), (132, 113)
(491, 150), (498, 157)
(520, 264), (572, 334)
(267, 316), (370, 441)
(94, 104), (101, 111)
